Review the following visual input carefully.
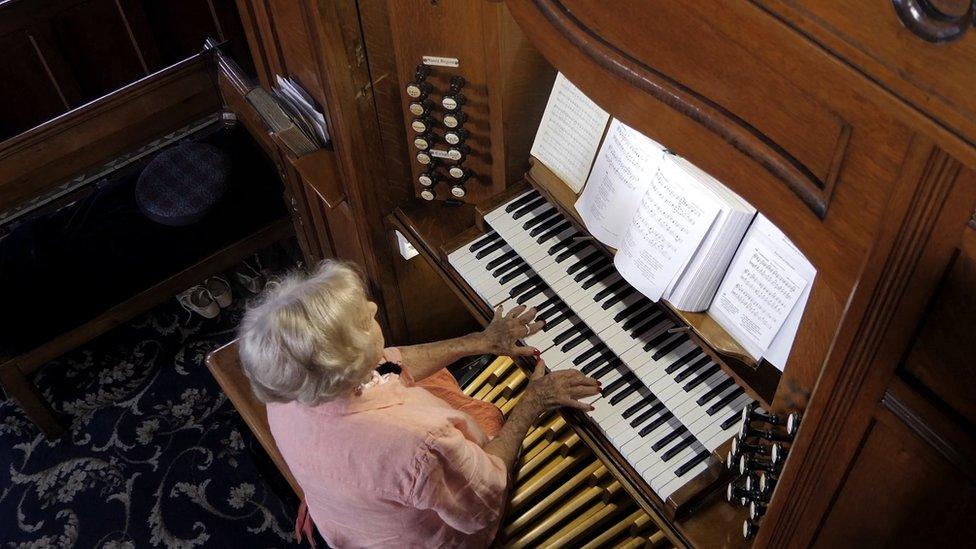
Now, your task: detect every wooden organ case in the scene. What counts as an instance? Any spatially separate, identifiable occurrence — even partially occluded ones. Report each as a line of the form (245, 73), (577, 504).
(227, 0), (976, 547)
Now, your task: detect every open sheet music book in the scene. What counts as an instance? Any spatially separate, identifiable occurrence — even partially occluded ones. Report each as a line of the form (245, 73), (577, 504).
(529, 74), (816, 370)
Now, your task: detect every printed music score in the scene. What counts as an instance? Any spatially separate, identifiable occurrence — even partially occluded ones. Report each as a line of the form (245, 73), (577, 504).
(614, 159), (721, 301)
(710, 214), (813, 367)
(530, 73), (610, 193)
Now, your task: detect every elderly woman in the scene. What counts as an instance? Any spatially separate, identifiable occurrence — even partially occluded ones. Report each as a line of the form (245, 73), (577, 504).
(238, 260), (600, 548)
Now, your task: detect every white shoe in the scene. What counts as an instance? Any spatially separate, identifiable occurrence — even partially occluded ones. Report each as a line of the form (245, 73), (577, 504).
(233, 261), (264, 294)
(177, 286), (220, 319)
(205, 276), (233, 308)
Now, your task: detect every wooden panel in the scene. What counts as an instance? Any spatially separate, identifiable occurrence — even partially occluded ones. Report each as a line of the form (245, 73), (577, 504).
(49, 0), (146, 101)
(0, 31), (67, 140)
(757, 0), (976, 148)
(0, 52), (219, 212)
(385, 227), (481, 344)
(265, 0), (328, 107)
(902, 225), (976, 425)
(136, 0), (245, 69)
(815, 401), (976, 547)
(559, 0), (851, 206)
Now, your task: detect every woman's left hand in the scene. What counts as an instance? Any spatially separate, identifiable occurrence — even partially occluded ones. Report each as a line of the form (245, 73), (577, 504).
(481, 304), (545, 357)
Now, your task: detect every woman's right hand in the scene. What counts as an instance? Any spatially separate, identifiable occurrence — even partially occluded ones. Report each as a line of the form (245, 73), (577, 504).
(523, 357), (602, 415)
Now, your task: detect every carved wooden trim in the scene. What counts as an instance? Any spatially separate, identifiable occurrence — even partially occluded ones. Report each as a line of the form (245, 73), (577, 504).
(892, 0), (975, 43)
(759, 142), (963, 546)
(532, 0), (839, 218)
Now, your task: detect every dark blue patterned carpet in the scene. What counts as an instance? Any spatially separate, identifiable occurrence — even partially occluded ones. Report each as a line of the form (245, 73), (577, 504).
(0, 297), (304, 548)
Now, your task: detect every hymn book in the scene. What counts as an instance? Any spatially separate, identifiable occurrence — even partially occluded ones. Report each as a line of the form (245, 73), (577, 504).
(576, 120), (757, 312)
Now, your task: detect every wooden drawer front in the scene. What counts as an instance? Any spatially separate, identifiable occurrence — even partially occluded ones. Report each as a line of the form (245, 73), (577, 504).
(262, 0), (328, 108)
(901, 224), (976, 425)
(814, 384), (976, 547)
(757, 0), (976, 144)
(560, 0), (851, 202)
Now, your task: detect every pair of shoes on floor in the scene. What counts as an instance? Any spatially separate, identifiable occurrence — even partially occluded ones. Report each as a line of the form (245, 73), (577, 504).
(232, 255), (282, 294)
(177, 276), (232, 319)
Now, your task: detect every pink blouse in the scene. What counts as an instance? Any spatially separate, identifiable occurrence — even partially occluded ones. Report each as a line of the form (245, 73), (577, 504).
(267, 348), (508, 548)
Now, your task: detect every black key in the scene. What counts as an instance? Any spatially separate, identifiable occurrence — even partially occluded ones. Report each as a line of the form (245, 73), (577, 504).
(554, 241), (588, 262)
(662, 436), (696, 462)
(499, 263), (531, 284)
(642, 330), (677, 353)
(665, 349), (702, 375)
(537, 222), (574, 244)
(512, 196), (547, 219)
(504, 191), (539, 212)
(522, 207), (558, 230)
(615, 300), (652, 324)
(623, 307), (662, 331)
(567, 251), (602, 275)
(696, 378), (736, 406)
(578, 263), (613, 286)
(592, 360), (623, 380)
(639, 411), (674, 436)
(512, 276), (543, 301)
(529, 214), (563, 237)
(580, 352), (613, 375)
(720, 409), (742, 430)
(572, 345), (604, 366)
(629, 314), (668, 337)
(707, 387), (746, 416)
(535, 294), (561, 314)
(475, 239), (506, 259)
(610, 381), (642, 405)
(486, 249), (518, 270)
(675, 450), (711, 477)
(553, 326), (582, 346)
(602, 286), (637, 309)
(623, 398), (655, 420)
(536, 298), (565, 318)
(560, 331), (592, 352)
(651, 426), (686, 452)
(603, 373), (638, 399)
(542, 310), (571, 330)
(491, 257), (522, 278)
(630, 402), (666, 428)
(551, 325), (579, 345)
(575, 256), (611, 280)
(594, 279), (628, 302)
(548, 234), (580, 256)
(468, 232), (499, 253)
(684, 364), (722, 392)
(674, 356), (711, 383)
(652, 334), (690, 360)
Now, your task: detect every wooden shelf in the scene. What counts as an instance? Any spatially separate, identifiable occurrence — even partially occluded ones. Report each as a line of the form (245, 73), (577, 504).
(391, 204), (749, 549)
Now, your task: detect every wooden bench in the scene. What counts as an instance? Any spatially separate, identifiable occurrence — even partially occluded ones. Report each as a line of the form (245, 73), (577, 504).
(206, 340), (303, 499)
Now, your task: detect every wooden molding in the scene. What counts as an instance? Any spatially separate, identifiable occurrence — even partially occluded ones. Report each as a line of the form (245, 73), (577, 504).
(525, 0), (841, 218)
(758, 139), (972, 546)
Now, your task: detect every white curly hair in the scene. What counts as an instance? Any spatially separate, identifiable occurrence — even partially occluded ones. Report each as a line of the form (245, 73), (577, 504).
(238, 260), (378, 406)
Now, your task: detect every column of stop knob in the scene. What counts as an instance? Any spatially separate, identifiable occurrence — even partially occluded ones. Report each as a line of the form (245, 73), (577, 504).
(441, 76), (469, 199)
(731, 402), (803, 539)
(406, 68), (471, 201)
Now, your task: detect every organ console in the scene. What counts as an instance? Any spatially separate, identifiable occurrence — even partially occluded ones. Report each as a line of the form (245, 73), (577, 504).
(8, 0), (966, 546)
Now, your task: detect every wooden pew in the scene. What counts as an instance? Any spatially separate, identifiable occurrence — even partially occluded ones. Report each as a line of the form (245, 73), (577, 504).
(205, 340), (303, 499)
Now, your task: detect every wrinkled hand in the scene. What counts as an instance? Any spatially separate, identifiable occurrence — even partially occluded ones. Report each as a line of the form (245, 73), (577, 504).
(523, 358), (601, 414)
(481, 304), (545, 357)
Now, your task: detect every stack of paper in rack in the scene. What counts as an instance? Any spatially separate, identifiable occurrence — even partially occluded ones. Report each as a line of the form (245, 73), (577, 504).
(273, 75), (330, 146)
(663, 156), (756, 312)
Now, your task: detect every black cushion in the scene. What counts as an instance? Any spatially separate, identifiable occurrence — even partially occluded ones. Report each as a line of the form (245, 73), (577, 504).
(135, 142), (231, 226)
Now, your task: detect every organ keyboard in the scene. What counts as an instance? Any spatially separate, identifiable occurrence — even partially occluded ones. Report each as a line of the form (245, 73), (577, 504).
(448, 189), (753, 504)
